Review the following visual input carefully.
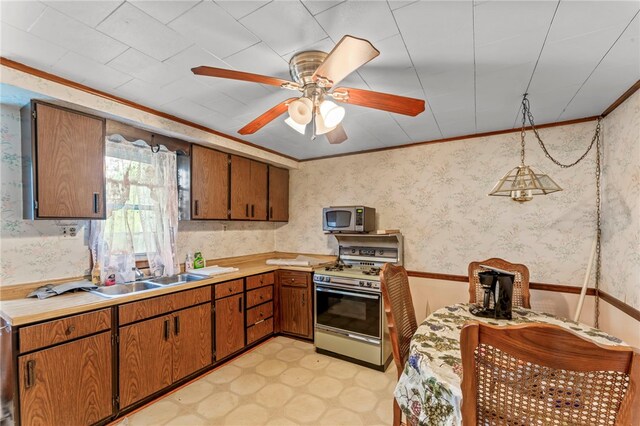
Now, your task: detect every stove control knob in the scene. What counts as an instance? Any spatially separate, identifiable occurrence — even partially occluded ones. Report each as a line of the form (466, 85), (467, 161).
(324, 276), (330, 282)
(351, 249), (356, 254)
(366, 282), (372, 287)
(359, 281), (365, 287)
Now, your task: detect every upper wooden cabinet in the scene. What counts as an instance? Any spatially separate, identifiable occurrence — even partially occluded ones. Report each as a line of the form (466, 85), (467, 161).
(191, 145), (229, 220)
(268, 166), (289, 222)
(230, 155), (267, 220)
(21, 101), (105, 219)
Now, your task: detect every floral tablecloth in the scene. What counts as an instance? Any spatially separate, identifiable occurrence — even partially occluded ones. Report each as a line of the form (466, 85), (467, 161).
(394, 303), (624, 426)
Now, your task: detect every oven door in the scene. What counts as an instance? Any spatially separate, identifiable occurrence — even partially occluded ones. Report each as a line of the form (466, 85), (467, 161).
(315, 285), (381, 339)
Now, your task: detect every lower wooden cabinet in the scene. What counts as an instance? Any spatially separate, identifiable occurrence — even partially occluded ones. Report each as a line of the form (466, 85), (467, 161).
(18, 331), (113, 426)
(215, 293), (245, 360)
(119, 304), (211, 408)
(278, 271), (313, 339)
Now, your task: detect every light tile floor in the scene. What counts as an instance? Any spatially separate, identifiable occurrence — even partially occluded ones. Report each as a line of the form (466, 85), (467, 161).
(117, 336), (397, 426)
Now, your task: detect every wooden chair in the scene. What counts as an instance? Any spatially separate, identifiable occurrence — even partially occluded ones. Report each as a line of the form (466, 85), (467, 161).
(380, 263), (418, 426)
(468, 258), (531, 309)
(460, 322), (640, 426)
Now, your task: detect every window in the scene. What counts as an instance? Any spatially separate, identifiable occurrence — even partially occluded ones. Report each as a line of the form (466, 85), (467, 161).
(91, 136), (178, 283)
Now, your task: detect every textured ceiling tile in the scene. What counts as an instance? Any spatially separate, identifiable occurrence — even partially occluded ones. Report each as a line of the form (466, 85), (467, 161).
(191, 91), (249, 117)
(169, 1), (259, 59)
(559, 16), (640, 120)
(161, 98), (221, 123)
(215, 0), (270, 19)
(108, 48), (182, 87)
(0, 22), (67, 70)
(129, 0), (199, 24)
(97, 2), (192, 61)
(111, 78), (157, 103)
(546, 1), (639, 43)
(224, 42), (290, 80)
(359, 66), (422, 96)
(0, 0), (46, 31)
(301, 1), (343, 16)
(159, 77), (216, 106)
(51, 51), (132, 89)
(315, 1), (398, 43)
(30, 7), (128, 64)
(164, 45), (230, 80)
(240, 1), (327, 56)
(43, 1), (123, 27)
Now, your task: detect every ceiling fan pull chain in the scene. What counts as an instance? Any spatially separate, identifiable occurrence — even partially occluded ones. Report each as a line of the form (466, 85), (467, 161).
(523, 95), (601, 169)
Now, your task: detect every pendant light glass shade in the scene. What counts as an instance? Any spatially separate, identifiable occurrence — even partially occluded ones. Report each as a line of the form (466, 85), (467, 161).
(288, 97), (313, 125)
(319, 100), (345, 128)
(285, 117), (306, 134)
(489, 165), (562, 203)
(315, 112), (336, 135)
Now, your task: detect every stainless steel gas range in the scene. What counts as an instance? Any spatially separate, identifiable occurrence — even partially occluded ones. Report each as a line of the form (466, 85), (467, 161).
(313, 233), (403, 371)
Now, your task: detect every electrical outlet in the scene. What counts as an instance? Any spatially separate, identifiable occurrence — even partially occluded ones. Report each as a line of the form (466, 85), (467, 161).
(61, 226), (78, 238)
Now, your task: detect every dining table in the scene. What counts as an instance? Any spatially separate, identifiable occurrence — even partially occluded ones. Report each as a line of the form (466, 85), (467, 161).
(393, 303), (625, 426)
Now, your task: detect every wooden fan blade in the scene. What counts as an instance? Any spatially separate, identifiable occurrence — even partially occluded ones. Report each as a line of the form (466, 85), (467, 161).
(238, 98), (298, 135)
(312, 35), (379, 88)
(332, 87), (425, 116)
(192, 66), (299, 89)
(326, 124), (348, 144)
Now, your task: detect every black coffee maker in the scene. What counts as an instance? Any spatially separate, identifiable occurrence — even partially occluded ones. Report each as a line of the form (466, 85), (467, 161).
(470, 266), (515, 320)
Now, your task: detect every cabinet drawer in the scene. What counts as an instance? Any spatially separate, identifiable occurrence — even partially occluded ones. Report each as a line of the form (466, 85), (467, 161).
(247, 317), (273, 345)
(247, 302), (273, 326)
(279, 271), (309, 287)
(20, 308), (111, 353)
(246, 286), (272, 308)
(119, 287), (210, 325)
(246, 272), (274, 290)
(215, 279), (244, 299)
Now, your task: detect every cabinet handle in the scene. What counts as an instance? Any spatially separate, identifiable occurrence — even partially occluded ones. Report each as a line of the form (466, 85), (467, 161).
(251, 204), (255, 217)
(93, 193), (100, 214)
(302, 293), (305, 306)
(194, 200), (199, 216)
(174, 316), (180, 336)
(270, 207), (273, 219)
(238, 297), (243, 312)
(245, 204), (249, 217)
(164, 319), (170, 340)
(25, 360), (35, 389)
(65, 325), (76, 336)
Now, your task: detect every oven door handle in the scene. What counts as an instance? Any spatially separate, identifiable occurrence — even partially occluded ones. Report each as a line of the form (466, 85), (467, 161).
(316, 287), (379, 300)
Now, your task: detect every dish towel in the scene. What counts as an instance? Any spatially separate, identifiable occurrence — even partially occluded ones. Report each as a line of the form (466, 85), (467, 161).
(186, 265), (239, 276)
(266, 255), (325, 267)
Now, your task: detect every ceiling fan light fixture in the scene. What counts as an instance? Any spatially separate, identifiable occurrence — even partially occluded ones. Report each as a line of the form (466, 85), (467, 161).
(288, 97), (313, 125)
(319, 100), (345, 128)
(315, 112), (337, 135)
(285, 116), (306, 135)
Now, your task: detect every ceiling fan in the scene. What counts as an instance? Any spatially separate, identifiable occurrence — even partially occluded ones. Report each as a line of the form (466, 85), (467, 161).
(192, 35), (425, 145)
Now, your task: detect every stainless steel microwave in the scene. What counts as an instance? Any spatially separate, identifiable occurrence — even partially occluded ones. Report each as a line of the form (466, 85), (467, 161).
(322, 206), (375, 233)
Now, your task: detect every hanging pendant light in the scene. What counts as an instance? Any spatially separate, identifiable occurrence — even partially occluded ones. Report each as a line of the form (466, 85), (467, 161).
(489, 95), (562, 202)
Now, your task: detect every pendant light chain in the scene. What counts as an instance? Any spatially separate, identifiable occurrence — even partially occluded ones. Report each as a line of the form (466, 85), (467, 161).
(521, 94), (603, 327)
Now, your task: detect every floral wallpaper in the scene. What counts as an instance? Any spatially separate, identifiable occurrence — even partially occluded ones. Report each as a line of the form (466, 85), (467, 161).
(0, 104), (275, 286)
(275, 120), (603, 288)
(601, 90), (640, 310)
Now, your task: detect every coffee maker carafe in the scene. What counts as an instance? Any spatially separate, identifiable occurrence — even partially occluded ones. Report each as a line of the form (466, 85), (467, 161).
(470, 266), (515, 320)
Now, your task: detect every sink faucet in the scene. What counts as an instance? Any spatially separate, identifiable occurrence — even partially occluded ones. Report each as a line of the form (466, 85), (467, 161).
(133, 267), (145, 281)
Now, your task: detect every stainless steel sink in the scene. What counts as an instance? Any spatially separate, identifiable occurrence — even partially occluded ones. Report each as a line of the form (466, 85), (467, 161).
(90, 281), (163, 298)
(144, 273), (208, 286)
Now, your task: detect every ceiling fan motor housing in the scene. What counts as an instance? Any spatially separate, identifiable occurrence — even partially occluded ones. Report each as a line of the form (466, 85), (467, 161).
(289, 50), (328, 86)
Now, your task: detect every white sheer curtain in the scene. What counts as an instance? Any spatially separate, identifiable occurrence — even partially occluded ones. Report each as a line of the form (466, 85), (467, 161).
(90, 135), (178, 283)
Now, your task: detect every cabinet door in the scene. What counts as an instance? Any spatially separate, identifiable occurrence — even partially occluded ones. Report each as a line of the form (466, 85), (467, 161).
(119, 315), (172, 408)
(35, 103), (105, 218)
(250, 160), (268, 220)
(19, 332), (112, 426)
(268, 166), (289, 221)
(230, 155), (252, 219)
(280, 285), (311, 338)
(172, 304), (212, 382)
(215, 294), (245, 360)
(191, 145), (229, 219)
